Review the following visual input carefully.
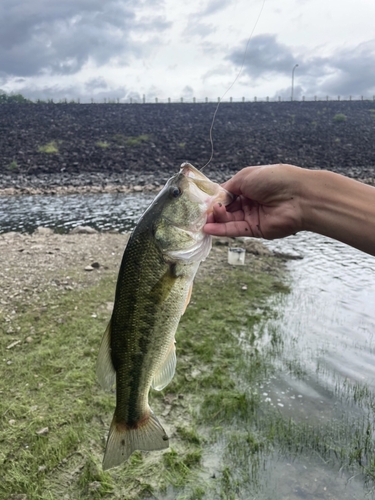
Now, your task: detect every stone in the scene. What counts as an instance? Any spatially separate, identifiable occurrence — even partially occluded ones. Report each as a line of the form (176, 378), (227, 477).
(34, 227), (53, 236)
(36, 427), (49, 436)
(70, 226), (98, 234)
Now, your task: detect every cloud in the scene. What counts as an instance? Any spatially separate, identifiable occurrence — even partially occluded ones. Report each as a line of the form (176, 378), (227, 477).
(200, 0), (233, 16)
(310, 40), (375, 96)
(11, 80), (130, 103)
(183, 22), (216, 39)
(228, 34), (296, 79)
(228, 34), (375, 97)
(85, 77), (109, 92)
(0, 0), (169, 78)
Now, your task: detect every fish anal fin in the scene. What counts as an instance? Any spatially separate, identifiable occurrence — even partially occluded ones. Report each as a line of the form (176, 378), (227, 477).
(102, 412), (169, 470)
(151, 340), (176, 391)
(96, 321), (116, 391)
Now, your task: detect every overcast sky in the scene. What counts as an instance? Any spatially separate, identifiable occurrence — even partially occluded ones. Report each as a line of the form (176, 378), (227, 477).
(1, 0), (375, 102)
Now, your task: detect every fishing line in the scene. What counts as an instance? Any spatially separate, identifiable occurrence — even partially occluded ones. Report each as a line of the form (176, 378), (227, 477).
(200, 0), (266, 171)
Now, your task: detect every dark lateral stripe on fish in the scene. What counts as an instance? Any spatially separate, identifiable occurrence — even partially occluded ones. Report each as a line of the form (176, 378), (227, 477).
(111, 235), (173, 426)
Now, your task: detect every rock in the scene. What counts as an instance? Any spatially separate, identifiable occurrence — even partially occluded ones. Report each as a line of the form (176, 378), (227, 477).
(36, 427), (49, 436)
(70, 226), (98, 234)
(34, 227), (53, 236)
(212, 237), (235, 246)
(7, 340), (21, 349)
(88, 482), (101, 492)
(241, 239), (273, 256)
(84, 265), (94, 271)
(91, 262), (100, 268)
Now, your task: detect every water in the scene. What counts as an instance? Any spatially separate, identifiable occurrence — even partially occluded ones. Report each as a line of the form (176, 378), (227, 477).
(249, 234), (375, 499)
(0, 192), (155, 234)
(2, 193), (375, 497)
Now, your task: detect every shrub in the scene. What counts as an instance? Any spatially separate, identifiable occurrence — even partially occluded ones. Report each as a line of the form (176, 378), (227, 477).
(333, 113), (347, 122)
(38, 141), (59, 154)
(7, 160), (19, 171)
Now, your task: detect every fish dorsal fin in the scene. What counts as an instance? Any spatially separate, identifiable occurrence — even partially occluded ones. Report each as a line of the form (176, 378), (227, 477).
(96, 321), (116, 391)
(151, 340), (176, 391)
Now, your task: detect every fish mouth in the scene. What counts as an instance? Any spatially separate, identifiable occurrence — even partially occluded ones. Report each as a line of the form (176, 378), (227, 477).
(180, 162), (233, 207)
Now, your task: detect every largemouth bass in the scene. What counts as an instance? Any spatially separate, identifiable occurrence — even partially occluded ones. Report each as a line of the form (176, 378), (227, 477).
(96, 163), (232, 470)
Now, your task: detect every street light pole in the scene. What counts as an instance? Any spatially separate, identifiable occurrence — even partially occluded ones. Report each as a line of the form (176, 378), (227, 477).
(291, 64), (299, 101)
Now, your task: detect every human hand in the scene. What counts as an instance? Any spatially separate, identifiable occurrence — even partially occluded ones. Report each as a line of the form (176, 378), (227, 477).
(204, 164), (305, 239)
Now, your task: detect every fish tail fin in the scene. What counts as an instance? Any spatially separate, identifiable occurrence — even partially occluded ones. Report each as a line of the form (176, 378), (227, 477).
(102, 411), (169, 470)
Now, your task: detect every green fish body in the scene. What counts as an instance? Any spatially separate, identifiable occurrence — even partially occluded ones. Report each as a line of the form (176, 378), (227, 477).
(96, 163), (232, 470)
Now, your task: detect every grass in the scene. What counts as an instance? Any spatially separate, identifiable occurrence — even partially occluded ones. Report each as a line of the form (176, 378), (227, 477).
(112, 134), (150, 146)
(0, 249), (287, 499)
(7, 160), (19, 171)
(95, 141), (110, 149)
(333, 113), (347, 122)
(38, 141), (59, 154)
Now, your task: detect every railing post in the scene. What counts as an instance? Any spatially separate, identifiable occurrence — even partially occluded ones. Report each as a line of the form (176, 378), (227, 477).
(242, 97), (245, 102)
(181, 97), (183, 103)
(142, 94), (145, 104)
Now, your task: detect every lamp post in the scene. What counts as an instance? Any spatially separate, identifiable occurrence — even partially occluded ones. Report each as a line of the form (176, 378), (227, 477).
(291, 64), (299, 101)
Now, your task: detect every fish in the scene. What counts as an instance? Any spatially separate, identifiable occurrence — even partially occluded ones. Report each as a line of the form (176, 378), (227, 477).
(96, 162), (232, 470)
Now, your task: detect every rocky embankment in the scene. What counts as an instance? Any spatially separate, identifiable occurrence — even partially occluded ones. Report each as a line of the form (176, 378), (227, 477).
(1, 101), (375, 194)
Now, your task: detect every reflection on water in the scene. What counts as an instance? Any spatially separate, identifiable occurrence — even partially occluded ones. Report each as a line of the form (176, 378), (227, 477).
(0, 192), (155, 234)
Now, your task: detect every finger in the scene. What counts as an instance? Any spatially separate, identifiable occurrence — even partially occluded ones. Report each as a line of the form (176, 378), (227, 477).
(225, 197), (243, 213)
(206, 212), (215, 223)
(211, 203), (231, 223)
(204, 220), (254, 237)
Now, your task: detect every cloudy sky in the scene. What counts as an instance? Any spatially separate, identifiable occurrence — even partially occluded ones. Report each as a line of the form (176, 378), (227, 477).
(1, 0), (375, 102)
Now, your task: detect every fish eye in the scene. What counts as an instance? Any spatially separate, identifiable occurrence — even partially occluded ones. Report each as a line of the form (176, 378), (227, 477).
(170, 186), (182, 198)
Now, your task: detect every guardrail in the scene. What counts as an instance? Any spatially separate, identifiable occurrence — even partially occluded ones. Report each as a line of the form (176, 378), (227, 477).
(98, 95), (375, 104)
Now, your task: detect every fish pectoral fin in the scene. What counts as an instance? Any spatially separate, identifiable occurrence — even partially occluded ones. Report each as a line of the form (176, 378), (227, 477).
(102, 411), (169, 470)
(151, 340), (177, 391)
(182, 282), (193, 315)
(96, 321), (116, 391)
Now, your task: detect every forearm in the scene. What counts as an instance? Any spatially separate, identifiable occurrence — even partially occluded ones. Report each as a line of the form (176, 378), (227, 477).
(300, 170), (375, 256)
